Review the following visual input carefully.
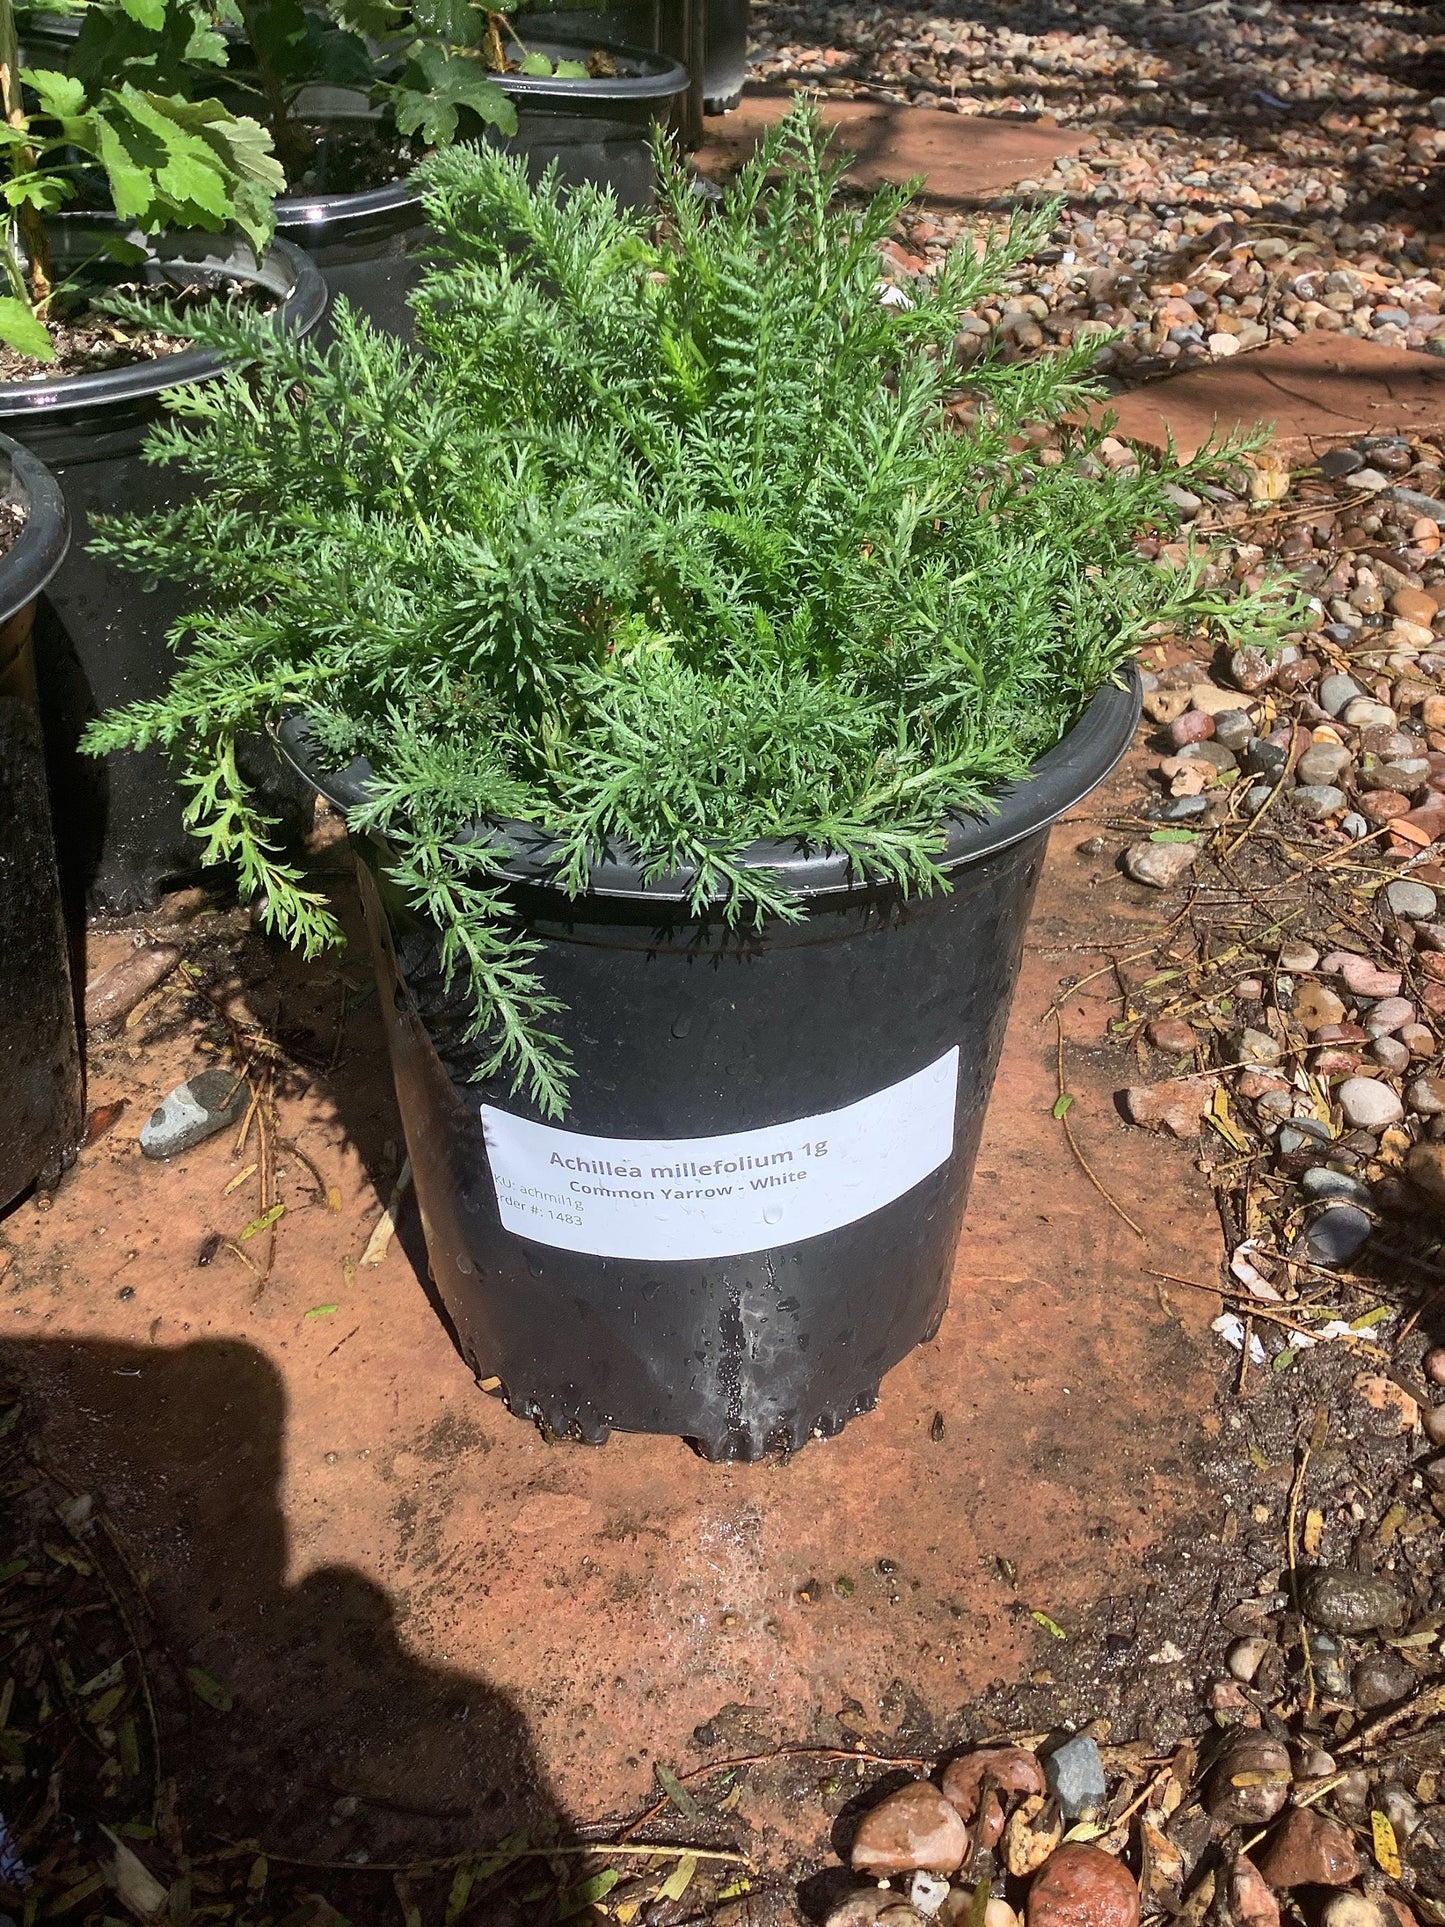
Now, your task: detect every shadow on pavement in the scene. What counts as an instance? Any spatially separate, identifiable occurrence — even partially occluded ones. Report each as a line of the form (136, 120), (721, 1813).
(1, 1334), (567, 1894)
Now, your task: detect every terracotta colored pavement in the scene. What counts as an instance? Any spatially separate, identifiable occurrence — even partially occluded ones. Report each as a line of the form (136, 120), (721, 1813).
(1105, 331), (1445, 460)
(696, 88), (1086, 202)
(1, 743), (1229, 1863)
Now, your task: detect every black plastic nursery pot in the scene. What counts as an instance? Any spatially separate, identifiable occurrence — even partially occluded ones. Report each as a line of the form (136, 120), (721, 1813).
(280, 671), (1140, 1462)
(0, 433), (78, 1213)
(275, 152), (427, 341)
(701, 0), (750, 113)
(484, 40), (691, 208)
(0, 229), (327, 916)
(270, 91), (432, 339)
(13, 9), (427, 340)
(533, 0), (746, 117)
(235, 35), (689, 346)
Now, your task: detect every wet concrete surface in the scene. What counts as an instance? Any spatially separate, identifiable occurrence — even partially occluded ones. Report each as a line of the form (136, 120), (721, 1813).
(0, 745), (1237, 1868)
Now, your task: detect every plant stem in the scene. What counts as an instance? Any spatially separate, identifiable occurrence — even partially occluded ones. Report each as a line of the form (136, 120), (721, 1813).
(0, 0), (50, 305)
(232, 0), (306, 186)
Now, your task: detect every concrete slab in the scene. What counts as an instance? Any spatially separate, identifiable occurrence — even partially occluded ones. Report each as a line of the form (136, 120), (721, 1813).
(1106, 332), (1445, 461)
(0, 741), (1227, 1866)
(696, 89), (1086, 204)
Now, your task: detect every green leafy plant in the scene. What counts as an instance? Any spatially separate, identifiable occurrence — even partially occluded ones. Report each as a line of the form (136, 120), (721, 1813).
(0, 0), (284, 357)
(55, 0), (554, 191)
(83, 104), (1298, 1115)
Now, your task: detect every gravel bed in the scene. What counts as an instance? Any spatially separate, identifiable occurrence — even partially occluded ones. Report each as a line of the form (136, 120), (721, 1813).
(750, 0), (1445, 380)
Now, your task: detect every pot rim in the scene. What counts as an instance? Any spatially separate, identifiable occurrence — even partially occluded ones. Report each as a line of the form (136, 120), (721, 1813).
(0, 432), (69, 624)
(0, 227), (327, 417)
(277, 667), (1142, 905)
(488, 39), (689, 102)
(276, 172), (423, 228)
(275, 38), (689, 220)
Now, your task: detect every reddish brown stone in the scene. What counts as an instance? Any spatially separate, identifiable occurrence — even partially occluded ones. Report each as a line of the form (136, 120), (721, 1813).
(84, 943), (182, 1030)
(1392, 588), (1441, 627)
(851, 1782), (970, 1875)
(1147, 1018), (1200, 1054)
(1167, 710), (1216, 748)
(1238, 1071), (1288, 1099)
(1313, 1048), (1363, 1074)
(943, 1746), (1047, 1821)
(1027, 1844), (1141, 1927)
(1206, 1679), (1258, 1722)
(1312, 1022), (1370, 1044)
(1230, 1856), (1280, 1927)
(1122, 1080), (1212, 1138)
(1338, 956), (1403, 998)
(1402, 802), (1445, 843)
(1362, 791), (1414, 824)
(1255, 1810), (1361, 1889)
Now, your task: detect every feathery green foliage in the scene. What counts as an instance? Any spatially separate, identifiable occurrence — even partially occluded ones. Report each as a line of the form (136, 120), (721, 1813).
(84, 103), (1297, 1116)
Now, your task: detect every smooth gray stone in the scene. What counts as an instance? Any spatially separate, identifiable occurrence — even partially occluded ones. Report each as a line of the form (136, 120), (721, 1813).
(1300, 1166), (1373, 1208)
(1298, 1203), (1373, 1267)
(1297, 743), (1352, 787)
(1213, 711), (1255, 753)
(1292, 785), (1346, 820)
(140, 1068), (249, 1161)
(1319, 673), (1366, 717)
(1147, 793), (1209, 822)
(1319, 447), (1365, 479)
(1385, 878), (1438, 920)
(1178, 739), (1238, 771)
(1385, 486), (1445, 522)
(1244, 738), (1289, 780)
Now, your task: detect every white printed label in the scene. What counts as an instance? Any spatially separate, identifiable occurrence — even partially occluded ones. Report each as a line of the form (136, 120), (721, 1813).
(481, 1047), (959, 1261)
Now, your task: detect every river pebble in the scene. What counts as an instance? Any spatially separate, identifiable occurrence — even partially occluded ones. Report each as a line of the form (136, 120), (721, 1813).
(1337, 1077), (1405, 1129)
(1300, 1566), (1406, 1633)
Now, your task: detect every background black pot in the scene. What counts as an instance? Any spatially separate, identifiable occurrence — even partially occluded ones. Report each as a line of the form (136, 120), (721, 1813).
(219, 38), (689, 349)
(0, 433), (76, 1212)
(0, 228), (326, 916)
(700, 0), (749, 112)
(484, 39), (690, 207)
(533, 0), (750, 119)
(270, 96), (428, 340)
(280, 671), (1140, 1461)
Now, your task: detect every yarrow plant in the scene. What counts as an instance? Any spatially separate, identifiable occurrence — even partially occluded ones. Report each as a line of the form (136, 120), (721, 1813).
(84, 102), (1298, 1115)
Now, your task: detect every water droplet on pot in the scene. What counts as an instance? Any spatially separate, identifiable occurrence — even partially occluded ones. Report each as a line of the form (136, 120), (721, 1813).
(671, 1013), (692, 1038)
(763, 1204), (783, 1224)
(525, 1251), (544, 1277)
(456, 1252), (474, 1275)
